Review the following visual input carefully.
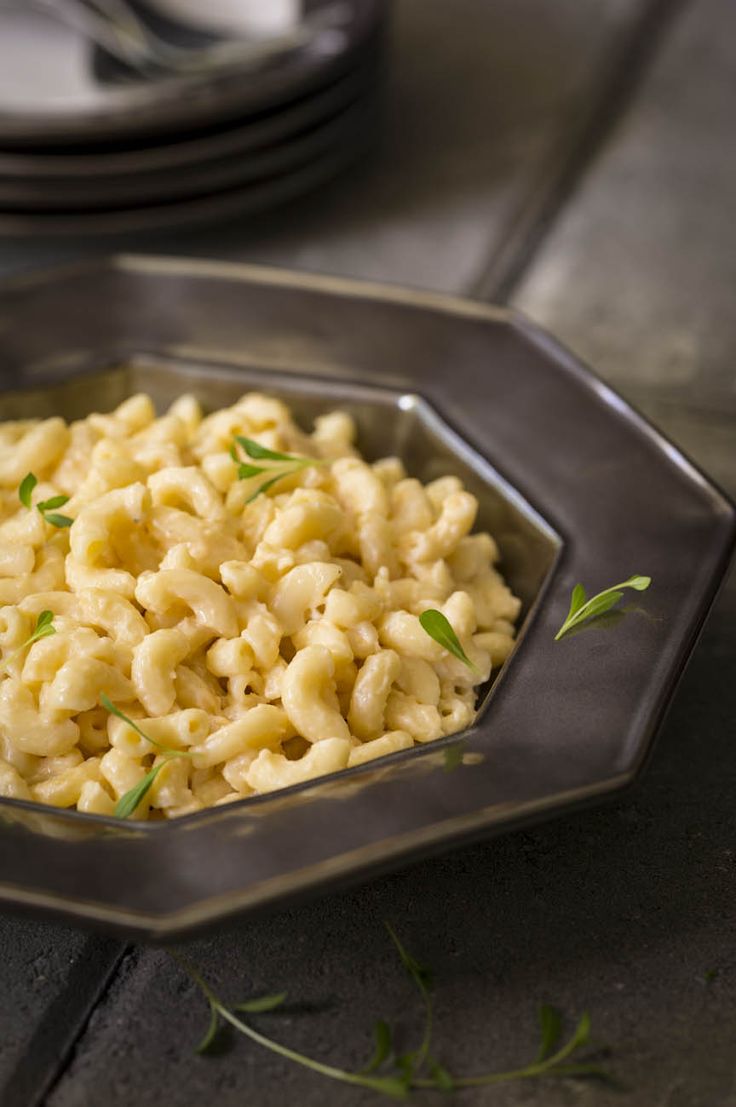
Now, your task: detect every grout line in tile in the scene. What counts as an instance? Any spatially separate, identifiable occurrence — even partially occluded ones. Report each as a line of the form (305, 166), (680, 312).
(1, 939), (132, 1107)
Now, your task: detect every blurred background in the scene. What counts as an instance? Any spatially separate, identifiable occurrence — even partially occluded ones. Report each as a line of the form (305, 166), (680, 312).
(1, 3), (735, 1106)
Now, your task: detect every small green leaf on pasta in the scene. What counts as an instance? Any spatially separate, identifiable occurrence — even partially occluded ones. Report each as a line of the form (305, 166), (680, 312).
(43, 513), (73, 529)
(37, 494), (70, 512)
(237, 463), (266, 479)
(418, 610), (479, 674)
(100, 695), (185, 756)
(235, 436), (297, 462)
(27, 610), (57, 645)
(114, 763), (165, 819)
(18, 472), (37, 508)
(244, 474), (286, 504)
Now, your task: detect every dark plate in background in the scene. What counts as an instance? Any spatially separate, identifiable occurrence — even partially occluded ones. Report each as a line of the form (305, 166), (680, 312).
(0, 118), (374, 235)
(0, 89), (379, 211)
(0, 56), (379, 181)
(0, 256), (732, 939)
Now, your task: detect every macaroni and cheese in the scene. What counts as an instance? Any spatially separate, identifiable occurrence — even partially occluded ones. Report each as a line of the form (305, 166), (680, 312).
(0, 392), (520, 818)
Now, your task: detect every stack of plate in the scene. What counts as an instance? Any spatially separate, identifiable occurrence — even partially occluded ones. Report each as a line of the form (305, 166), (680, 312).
(0, 0), (387, 235)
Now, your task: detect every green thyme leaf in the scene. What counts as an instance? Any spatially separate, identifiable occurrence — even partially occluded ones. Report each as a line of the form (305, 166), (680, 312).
(555, 575), (651, 641)
(578, 592), (623, 621)
(36, 494), (70, 512)
(19, 474), (74, 527)
(18, 472), (37, 508)
(428, 1058), (454, 1091)
(625, 575), (651, 593)
(386, 923), (435, 1077)
(386, 923), (432, 991)
(419, 609), (479, 674)
(114, 760), (168, 819)
(234, 993), (288, 1014)
(2, 609), (57, 670)
(536, 1004), (563, 1062)
(231, 435), (327, 503)
(396, 1054), (415, 1083)
(362, 1019), (393, 1074)
(237, 463), (266, 479)
(26, 610), (57, 646)
(244, 473), (287, 504)
(569, 1011), (591, 1050)
(195, 1003), (220, 1054)
(175, 939), (610, 1100)
(42, 513), (73, 529)
(33, 625), (56, 642)
(369, 1077), (410, 1099)
(101, 695), (194, 818)
(235, 435), (299, 462)
(180, 957), (411, 1100)
(565, 582), (587, 622)
(100, 693), (177, 755)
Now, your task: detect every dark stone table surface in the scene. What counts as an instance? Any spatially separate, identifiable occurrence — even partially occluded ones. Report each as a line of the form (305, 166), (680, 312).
(0, 1), (734, 1104)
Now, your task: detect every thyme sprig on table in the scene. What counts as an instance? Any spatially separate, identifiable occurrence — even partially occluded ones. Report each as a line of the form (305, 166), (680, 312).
(231, 436), (327, 503)
(555, 575), (651, 641)
(179, 924), (607, 1099)
(100, 695), (194, 819)
(18, 472), (73, 528)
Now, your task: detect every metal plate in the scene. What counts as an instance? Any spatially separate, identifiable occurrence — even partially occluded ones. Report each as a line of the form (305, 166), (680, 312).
(0, 55), (378, 180)
(0, 1), (386, 145)
(0, 88), (378, 210)
(0, 106), (375, 235)
(0, 256), (732, 939)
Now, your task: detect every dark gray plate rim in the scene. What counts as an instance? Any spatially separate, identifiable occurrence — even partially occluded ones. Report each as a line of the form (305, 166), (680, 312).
(0, 256), (732, 938)
(0, 90), (378, 210)
(0, 54), (380, 179)
(0, 121), (373, 234)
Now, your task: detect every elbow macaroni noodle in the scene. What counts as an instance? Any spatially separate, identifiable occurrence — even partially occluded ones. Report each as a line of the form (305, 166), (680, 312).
(0, 392), (520, 818)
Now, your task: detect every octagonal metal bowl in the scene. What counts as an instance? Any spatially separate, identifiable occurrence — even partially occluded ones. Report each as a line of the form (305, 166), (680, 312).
(0, 256), (733, 940)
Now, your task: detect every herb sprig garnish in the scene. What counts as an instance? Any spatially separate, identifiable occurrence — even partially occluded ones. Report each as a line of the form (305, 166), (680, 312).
(230, 436), (326, 503)
(419, 610), (479, 675)
(2, 609), (56, 670)
(178, 924), (607, 1098)
(555, 575), (651, 641)
(19, 472), (73, 528)
(100, 694), (193, 819)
